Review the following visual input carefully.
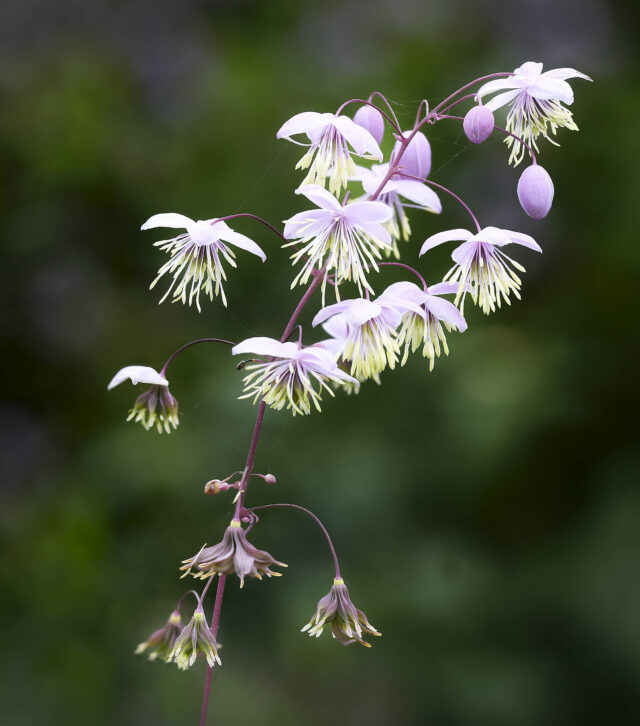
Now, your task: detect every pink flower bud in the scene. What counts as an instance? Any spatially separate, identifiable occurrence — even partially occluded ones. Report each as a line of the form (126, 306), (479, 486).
(463, 105), (494, 144)
(353, 105), (385, 145)
(517, 164), (554, 220)
(264, 474), (277, 484)
(392, 131), (431, 179)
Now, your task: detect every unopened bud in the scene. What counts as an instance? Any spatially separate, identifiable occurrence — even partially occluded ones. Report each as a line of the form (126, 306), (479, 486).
(517, 164), (554, 220)
(463, 105), (494, 144)
(392, 130), (431, 179)
(204, 479), (228, 496)
(353, 105), (385, 145)
(264, 474), (276, 484)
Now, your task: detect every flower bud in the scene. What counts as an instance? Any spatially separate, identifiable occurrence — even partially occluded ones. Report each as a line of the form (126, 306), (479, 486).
(353, 105), (385, 145)
(264, 474), (277, 484)
(463, 105), (494, 144)
(517, 164), (554, 219)
(392, 131), (431, 179)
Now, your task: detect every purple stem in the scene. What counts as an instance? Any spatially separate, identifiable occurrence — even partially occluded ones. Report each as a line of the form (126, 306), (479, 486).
(368, 91), (401, 131)
(379, 261), (428, 291)
(334, 97), (401, 134)
(429, 72), (512, 116)
(249, 503), (341, 578)
(434, 93), (478, 116)
(160, 338), (235, 377)
(212, 213), (287, 242)
(199, 574), (227, 726)
(401, 173), (481, 232)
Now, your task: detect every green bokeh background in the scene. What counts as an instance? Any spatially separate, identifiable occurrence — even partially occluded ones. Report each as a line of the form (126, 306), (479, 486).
(1, 1), (639, 724)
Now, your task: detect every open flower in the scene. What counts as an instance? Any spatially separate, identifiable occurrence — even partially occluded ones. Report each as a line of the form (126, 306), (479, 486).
(420, 226), (542, 314)
(168, 603), (221, 670)
(477, 62), (591, 165)
(357, 163), (441, 257)
(232, 336), (357, 415)
(135, 610), (182, 662)
(143, 213), (266, 311)
(277, 111), (382, 195)
(108, 365), (179, 433)
(302, 577), (381, 647)
(380, 281), (467, 370)
(283, 185), (393, 303)
(180, 519), (286, 587)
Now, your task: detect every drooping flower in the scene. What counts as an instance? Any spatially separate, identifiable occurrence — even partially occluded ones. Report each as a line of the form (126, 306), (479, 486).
(517, 164), (555, 219)
(283, 185), (393, 302)
(108, 365), (179, 433)
(142, 213), (266, 311)
(231, 336), (358, 415)
(168, 603), (221, 670)
(463, 105), (495, 144)
(392, 130), (432, 179)
(277, 111), (382, 195)
(357, 163), (441, 257)
(379, 281), (467, 370)
(312, 291), (422, 379)
(180, 519), (287, 587)
(301, 577), (381, 647)
(420, 226), (542, 314)
(476, 62), (591, 165)
(135, 610), (182, 662)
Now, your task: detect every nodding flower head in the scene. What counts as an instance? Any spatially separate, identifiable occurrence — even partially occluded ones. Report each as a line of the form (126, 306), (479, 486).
(379, 281), (468, 371)
(180, 519), (287, 587)
(477, 61), (591, 165)
(283, 185), (393, 303)
(302, 577), (381, 648)
(420, 226), (542, 315)
(142, 213), (266, 311)
(168, 603), (221, 671)
(108, 365), (179, 434)
(232, 336), (358, 416)
(135, 610), (182, 662)
(277, 111), (382, 195)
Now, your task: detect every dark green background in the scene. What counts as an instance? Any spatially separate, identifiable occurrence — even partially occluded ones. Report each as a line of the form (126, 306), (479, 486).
(1, 1), (638, 724)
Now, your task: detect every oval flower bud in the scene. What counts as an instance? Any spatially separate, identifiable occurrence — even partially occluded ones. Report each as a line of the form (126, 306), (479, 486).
(517, 164), (555, 219)
(392, 130), (431, 179)
(463, 105), (494, 144)
(353, 105), (385, 145)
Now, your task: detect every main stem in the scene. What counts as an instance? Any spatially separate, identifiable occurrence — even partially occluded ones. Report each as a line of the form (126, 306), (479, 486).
(199, 574), (226, 726)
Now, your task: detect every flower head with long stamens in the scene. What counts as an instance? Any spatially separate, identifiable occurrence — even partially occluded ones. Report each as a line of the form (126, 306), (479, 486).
(135, 610), (182, 662)
(283, 185), (393, 303)
(420, 226), (542, 314)
(477, 62), (591, 165)
(357, 163), (441, 257)
(232, 336), (358, 415)
(168, 603), (221, 670)
(180, 519), (287, 586)
(142, 213), (266, 311)
(302, 577), (381, 647)
(380, 281), (467, 370)
(277, 111), (382, 195)
(108, 365), (179, 433)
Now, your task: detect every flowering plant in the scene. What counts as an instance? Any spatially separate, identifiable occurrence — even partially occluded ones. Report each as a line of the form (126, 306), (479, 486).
(108, 62), (589, 723)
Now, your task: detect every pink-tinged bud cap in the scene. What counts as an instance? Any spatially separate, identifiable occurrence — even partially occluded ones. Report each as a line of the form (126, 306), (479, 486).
(393, 131), (431, 179)
(264, 474), (276, 484)
(463, 105), (494, 144)
(353, 105), (385, 145)
(517, 164), (554, 220)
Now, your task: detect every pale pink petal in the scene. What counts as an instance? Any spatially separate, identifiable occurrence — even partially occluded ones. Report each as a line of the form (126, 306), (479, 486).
(542, 68), (592, 82)
(332, 116), (383, 160)
(475, 226), (512, 246)
(296, 184), (342, 211)
(420, 228), (472, 256)
(528, 78), (574, 104)
(214, 227), (267, 261)
(341, 298), (381, 326)
(108, 365), (168, 390)
(502, 230), (542, 252)
(141, 213), (194, 231)
(484, 89), (521, 112)
(388, 180), (441, 211)
(515, 61), (544, 77)
(283, 209), (332, 239)
(344, 200), (393, 224)
(428, 281), (460, 296)
(276, 112), (331, 140)
(322, 315), (349, 341)
(451, 239), (479, 265)
(312, 300), (354, 327)
(425, 296), (467, 332)
(476, 78), (519, 99)
(378, 281), (426, 305)
(356, 219), (392, 246)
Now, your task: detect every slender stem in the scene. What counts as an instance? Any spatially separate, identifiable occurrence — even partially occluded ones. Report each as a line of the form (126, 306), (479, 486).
(212, 213), (287, 242)
(434, 93), (478, 116)
(429, 72), (512, 116)
(334, 97), (401, 134)
(368, 91), (401, 131)
(379, 261), (428, 290)
(250, 503), (341, 578)
(176, 589), (201, 610)
(401, 173), (481, 232)
(415, 99), (429, 126)
(199, 574), (227, 726)
(160, 338), (235, 376)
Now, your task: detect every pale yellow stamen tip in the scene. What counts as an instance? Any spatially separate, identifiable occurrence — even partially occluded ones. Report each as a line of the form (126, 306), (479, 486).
(333, 577), (344, 586)
(229, 519), (242, 528)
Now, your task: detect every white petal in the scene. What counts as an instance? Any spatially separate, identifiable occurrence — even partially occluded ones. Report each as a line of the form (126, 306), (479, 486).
(276, 112), (331, 140)
(377, 281), (426, 305)
(296, 184), (342, 211)
(428, 281), (460, 296)
(214, 226), (267, 261)
(232, 337), (298, 359)
(388, 179), (441, 211)
(141, 213), (194, 231)
(474, 226), (512, 246)
(283, 209), (332, 239)
(312, 300), (354, 327)
(341, 298), (382, 326)
(344, 200), (393, 223)
(476, 78), (519, 99)
(356, 219), (392, 246)
(484, 89), (521, 112)
(528, 78), (574, 104)
(108, 365), (168, 390)
(332, 115), (383, 160)
(425, 296), (467, 332)
(420, 228), (472, 256)
(515, 61), (544, 77)
(322, 315), (349, 341)
(502, 229), (542, 252)
(542, 67), (592, 82)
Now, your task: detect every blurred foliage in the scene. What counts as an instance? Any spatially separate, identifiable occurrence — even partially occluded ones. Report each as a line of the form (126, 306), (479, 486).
(1, 0), (639, 724)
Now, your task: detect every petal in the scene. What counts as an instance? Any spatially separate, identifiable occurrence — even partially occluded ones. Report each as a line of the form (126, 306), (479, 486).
(502, 229), (542, 252)
(515, 61), (544, 77)
(232, 337), (298, 358)
(356, 219), (392, 246)
(314, 337), (345, 356)
(296, 184), (342, 211)
(388, 180), (441, 211)
(451, 239), (479, 265)
(528, 78), (574, 104)
(474, 226), (512, 246)
(141, 213), (194, 231)
(214, 226), (267, 261)
(542, 67), (592, 82)
(276, 112), (331, 140)
(332, 116), (383, 160)
(343, 200), (393, 223)
(476, 78), (518, 99)
(419, 228), (472, 256)
(428, 281), (460, 296)
(322, 315), (349, 341)
(425, 296), (467, 332)
(312, 300), (354, 327)
(377, 281), (426, 305)
(283, 209), (332, 239)
(341, 298), (382, 326)
(483, 89), (521, 112)
(108, 365), (168, 390)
